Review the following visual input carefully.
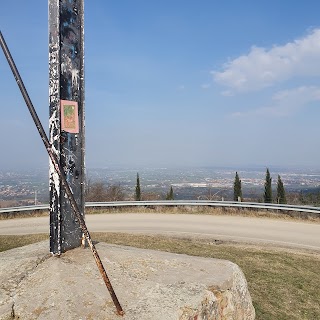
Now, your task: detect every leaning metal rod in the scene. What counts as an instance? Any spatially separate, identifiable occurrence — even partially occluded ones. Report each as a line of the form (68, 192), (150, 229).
(0, 31), (124, 316)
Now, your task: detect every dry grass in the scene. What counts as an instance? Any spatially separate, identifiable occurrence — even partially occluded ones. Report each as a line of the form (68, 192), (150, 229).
(0, 210), (49, 220)
(1, 232), (319, 319)
(0, 233), (48, 252)
(85, 205), (320, 223)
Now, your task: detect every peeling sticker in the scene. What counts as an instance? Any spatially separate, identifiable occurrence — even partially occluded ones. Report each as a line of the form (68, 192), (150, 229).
(60, 100), (79, 133)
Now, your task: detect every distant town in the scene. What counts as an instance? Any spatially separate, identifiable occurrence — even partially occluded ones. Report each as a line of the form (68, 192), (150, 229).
(1, 166), (320, 207)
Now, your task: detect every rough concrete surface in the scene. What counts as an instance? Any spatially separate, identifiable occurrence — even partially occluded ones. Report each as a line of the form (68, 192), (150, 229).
(0, 241), (255, 320)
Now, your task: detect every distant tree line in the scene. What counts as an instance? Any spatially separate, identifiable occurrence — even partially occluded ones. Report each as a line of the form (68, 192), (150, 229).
(296, 190), (320, 205)
(85, 181), (125, 202)
(135, 172), (174, 201)
(85, 169), (291, 204)
(85, 172), (174, 202)
(233, 168), (287, 204)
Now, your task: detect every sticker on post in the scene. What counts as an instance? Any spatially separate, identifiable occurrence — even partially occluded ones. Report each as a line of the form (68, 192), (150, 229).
(60, 100), (79, 133)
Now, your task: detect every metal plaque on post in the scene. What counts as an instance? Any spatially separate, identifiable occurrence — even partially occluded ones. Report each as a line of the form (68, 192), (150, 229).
(49, 0), (85, 254)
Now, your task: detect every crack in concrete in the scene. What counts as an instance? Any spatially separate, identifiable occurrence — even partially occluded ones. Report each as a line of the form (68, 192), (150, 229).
(2, 254), (51, 320)
(9, 254), (51, 292)
(10, 302), (15, 319)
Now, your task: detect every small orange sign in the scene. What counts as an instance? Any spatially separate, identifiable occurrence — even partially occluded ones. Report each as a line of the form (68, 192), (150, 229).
(60, 100), (79, 133)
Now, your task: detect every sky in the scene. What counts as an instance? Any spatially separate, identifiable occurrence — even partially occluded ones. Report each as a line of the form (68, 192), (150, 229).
(1, 1), (320, 170)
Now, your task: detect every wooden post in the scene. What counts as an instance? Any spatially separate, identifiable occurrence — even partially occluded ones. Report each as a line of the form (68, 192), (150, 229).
(49, 0), (85, 254)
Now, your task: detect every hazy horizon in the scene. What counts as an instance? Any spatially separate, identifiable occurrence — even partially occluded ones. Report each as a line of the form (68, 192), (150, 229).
(1, 162), (320, 173)
(1, 1), (320, 170)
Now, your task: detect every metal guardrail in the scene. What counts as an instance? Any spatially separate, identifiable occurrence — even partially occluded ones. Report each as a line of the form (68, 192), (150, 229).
(0, 204), (49, 213)
(1, 200), (320, 215)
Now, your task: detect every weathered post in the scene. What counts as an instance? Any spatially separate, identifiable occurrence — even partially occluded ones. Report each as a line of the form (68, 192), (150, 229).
(49, 0), (85, 254)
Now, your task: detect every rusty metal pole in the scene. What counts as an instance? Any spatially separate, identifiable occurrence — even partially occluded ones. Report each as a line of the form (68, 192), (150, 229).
(0, 30), (124, 317)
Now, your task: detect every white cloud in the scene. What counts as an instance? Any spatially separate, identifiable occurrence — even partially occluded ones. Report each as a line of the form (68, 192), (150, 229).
(201, 83), (211, 89)
(232, 86), (320, 117)
(213, 29), (320, 93)
(221, 90), (234, 97)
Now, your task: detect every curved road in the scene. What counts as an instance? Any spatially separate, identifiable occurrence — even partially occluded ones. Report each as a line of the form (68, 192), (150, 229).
(0, 214), (319, 251)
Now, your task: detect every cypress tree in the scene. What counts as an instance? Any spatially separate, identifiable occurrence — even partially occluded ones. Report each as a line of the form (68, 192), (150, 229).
(135, 173), (141, 201)
(233, 172), (242, 201)
(166, 186), (174, 200)
(264, 168), (272, 203)
(277, 175), (287, 204)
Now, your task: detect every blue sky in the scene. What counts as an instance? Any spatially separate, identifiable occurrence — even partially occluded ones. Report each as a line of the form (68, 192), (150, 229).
(1, 1), (320, 169)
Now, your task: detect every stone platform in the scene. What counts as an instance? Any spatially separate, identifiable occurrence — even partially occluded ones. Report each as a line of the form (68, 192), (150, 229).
(0, 241), (255, 319)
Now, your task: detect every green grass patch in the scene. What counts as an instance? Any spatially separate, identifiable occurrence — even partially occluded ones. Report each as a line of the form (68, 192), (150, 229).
(0, 234), (48, 252)
(1, 232), (319, 319)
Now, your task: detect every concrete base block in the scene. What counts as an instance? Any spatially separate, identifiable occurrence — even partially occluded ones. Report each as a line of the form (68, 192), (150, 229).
(0, 241), (255, 319)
